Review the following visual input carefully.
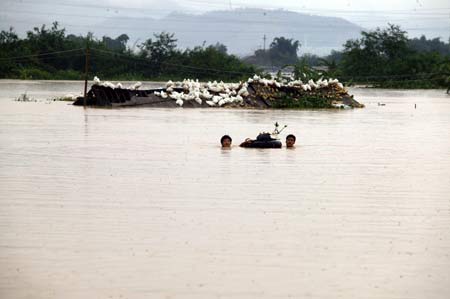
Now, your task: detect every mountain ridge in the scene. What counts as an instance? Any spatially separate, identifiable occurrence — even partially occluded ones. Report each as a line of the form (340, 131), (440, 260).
(100, 8), (364, 56)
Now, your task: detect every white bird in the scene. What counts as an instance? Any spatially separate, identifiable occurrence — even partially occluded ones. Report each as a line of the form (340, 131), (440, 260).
(302, 84), (311, 91)
(103, 81), (116, 89)
(212, 95), (222, 104)
(319, 79), (328, 88)
(201, 90), (213, 99)
(308, 79), (318, 89)
(170, 91), (181, 101)
(206, 100), (216, 106)
(128, 81), (142, 90)
(209, 85), (223, 93)
(93, 76), (101, 85)
(329, 78), (339, 84)
(175, 99), (183, 106)
(166, 80), (174, 88)
(238, 86), (249, 97)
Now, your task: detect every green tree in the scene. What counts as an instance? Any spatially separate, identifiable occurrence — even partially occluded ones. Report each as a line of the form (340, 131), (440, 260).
(138, 32), (177, 76)
(408, 35), (450, 56)
(341, 24), (410, 76)
(102, 34), (129, 52)
(269, 37), (300, 66)
(211, 42), (228, 54)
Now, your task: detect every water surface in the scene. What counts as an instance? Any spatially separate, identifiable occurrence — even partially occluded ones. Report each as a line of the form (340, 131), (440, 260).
(1, 80), (449, 299)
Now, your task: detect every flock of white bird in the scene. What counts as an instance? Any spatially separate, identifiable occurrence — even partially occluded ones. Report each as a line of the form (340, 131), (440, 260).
(154, 79), (250, 107)
(154, 75), (345, 107)
(92, 75), (345, 107)
(93, 76), (142, 90)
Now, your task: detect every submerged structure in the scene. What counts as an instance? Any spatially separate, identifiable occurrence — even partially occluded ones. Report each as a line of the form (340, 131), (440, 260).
(73, 75), (364, 109)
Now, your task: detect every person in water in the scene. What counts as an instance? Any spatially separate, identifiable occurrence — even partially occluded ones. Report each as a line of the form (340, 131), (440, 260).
(220, 135), (232, 148)
(286, 134), (296, 148)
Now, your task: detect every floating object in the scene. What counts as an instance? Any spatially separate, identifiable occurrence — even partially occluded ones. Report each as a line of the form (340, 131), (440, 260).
(15, 92), (37, 102)
(73, 76), (363, 108)
(240, 133), (282, 148)
(239, 123), (286, 149)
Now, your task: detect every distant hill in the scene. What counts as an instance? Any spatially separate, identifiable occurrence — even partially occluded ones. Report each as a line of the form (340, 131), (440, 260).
(101, 8), (364, 56)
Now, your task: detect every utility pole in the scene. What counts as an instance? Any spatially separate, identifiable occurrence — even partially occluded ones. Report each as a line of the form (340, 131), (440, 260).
(263, 34), (266, 52)
(83, 37), (90, 108)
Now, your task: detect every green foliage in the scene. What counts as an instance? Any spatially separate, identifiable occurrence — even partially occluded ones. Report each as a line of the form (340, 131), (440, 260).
(2, 21), (448, 89)
(211, 42), (227, 54)
(339, 24), (450, 88)
(165, 45), (254, 81)
(0, 23), (256, 81)
(271, 93), (333, 109)
(138, 32), (177, 77)
(269, 37), (300, 66)
(298, 53), (320, 66)
(244, 37), (301, 67)
(293, 61), (321, 81)
(341, 24), (410, 76)
(102, 34), (129, 52)
(408, 35), (450, 56)
(17, 68), (52, 80)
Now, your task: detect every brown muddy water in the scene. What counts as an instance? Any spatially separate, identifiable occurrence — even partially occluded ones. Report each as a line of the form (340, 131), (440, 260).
(0, 80), (449, 299)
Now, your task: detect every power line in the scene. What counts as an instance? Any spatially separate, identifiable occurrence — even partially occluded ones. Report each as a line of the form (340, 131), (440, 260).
(2, 47), (445, 82)
(5, 8), (449, 23)
(4, 0), (450, 16)
(90, 48), (255, 75)
(0, 48), (84, 61)
(5, 18), (448, 34)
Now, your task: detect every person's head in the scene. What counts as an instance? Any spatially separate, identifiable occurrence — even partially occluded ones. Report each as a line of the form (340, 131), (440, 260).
(286, 134), (296, 148)
(220, 135), (232, 148)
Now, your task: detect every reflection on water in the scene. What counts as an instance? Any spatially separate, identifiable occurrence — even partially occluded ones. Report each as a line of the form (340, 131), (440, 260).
(0, 80), (450, 299)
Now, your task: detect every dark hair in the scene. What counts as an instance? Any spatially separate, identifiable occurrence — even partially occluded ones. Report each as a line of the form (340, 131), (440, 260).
(286, 134), (296, 141)
(220, 135), (232, 144)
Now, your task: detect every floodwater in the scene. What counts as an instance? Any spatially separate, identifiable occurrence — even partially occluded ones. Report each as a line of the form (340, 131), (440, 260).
(0, 80), (449, 299)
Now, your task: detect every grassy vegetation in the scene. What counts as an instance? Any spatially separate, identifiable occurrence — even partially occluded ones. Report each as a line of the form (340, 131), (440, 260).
(271, 94), (334, 109)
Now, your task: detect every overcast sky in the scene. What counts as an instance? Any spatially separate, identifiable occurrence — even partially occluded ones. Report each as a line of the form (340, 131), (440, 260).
(1, 0), (449, 41)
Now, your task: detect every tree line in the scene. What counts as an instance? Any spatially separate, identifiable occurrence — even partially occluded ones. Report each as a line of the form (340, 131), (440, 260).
(0, 22), (449, 88)
(243, 24), (450, 88)
(0, 22), (255, 82)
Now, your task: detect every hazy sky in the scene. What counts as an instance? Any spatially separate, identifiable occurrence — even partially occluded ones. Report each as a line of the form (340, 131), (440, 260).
(1, 0), (449, 43)
(105, 0), (447, 10)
